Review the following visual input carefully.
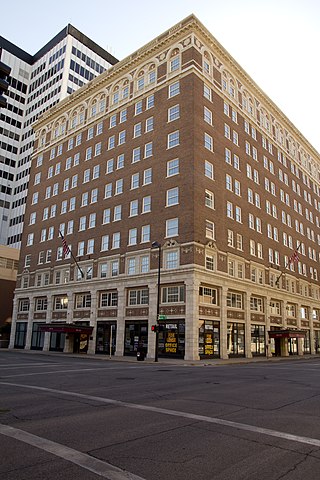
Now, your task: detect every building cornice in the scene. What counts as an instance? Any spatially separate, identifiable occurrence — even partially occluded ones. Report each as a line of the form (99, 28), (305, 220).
(34, 14), (319, 162)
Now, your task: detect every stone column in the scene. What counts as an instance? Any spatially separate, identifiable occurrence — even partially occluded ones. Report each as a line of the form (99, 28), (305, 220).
(310, 306), (315, 355)
(184, 277), (200, 361)
(147, 280), (157, 360)
(87, 289), (97, 355)
(9, 297), (18, 349)
(43, 295), (53, 351)
(220, 286), (229, 359)
(25, 296), (34, 350)
(115, 286), (125, 357)
(265, 296), (272, 358)
(244, 291), (252, 359)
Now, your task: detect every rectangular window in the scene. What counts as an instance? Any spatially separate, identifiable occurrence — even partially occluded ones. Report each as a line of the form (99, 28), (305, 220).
(166, 218), (178, 237)
(168, 131), (179, 148)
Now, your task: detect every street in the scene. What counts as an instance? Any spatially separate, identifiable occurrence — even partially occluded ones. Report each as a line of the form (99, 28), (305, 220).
(0, 351), (320, 479)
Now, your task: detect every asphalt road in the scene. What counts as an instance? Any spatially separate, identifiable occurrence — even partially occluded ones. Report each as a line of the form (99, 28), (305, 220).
(0, 351), (320, 480)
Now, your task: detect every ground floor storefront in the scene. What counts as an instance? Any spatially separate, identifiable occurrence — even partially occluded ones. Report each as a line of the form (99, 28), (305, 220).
(11, 317), (320, 360)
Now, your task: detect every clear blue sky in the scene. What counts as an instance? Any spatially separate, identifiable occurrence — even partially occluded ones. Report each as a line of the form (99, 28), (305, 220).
(3, 0), (320, 152)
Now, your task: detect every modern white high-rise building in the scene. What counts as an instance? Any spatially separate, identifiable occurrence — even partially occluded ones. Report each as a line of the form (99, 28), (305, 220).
(0, 25), (118, 247)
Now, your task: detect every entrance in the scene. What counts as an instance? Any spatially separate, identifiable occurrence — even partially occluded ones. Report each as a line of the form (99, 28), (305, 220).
(227, 322), (245, 357)
(158, 320), (185, 358)
(199, 320), (220, 358)
(96, 322), (117, 355)
(124, 321), (148, 356)
(73, 333), (89, 353)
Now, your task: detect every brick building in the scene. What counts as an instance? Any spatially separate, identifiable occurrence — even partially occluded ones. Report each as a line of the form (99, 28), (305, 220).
(9, 15), (320, 360)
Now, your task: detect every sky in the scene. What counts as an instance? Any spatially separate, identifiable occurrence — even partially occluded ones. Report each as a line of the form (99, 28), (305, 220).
(2, 0), (320, 152)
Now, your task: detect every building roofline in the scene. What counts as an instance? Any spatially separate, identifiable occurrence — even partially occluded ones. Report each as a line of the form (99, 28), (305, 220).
(0, 36), (33, 64)
(0, 24), (118, 66)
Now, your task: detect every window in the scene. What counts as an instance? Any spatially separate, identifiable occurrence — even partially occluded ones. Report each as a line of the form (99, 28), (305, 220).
(143, 168), (152, 185)
(113, 205), (122, 221)
(53, 296), (68, 310)
(101, 235), (109, 251)
(75, 293), (91, 309)
(131, 173), (139, 189)
(105, 183), (112, 198)
(135, 100), (143, 115)
(170, 55), (180, 72)
(168, 131), (179, 148)
(165, 250), (179, 269)
(132, 147), (140, 163)
(127, 257), (136, 275)
(166, 218), (178, 237)
(167, 158), (179, 177)
(142, 195), (151, 213)
(87, 239), (94, 254)
(168, 105), (180, 122)
(162, 285), (185, 303)
(128, 289), (149, 305)
(199, 287), (218, 305)
(130, 200), (138, 217)
(227, 292), (243, 309)
(112, 232), (120, 249)
(166, 187), (179, 206)
(128, 228), (138, 245)
(134, 122), (142, 137)
(204, 133), (213, 151)
(206, 220), (215, 239)
(145, 142), (153, 158)
(205, 190), (214, 209)
(115, 179), (123, 195)
(205, 160), (214, 179)
(169, 81), (180, 98)
(204, 106), (212, 124)
(141, 225), (150, 243)
(100, 291), (118, 307)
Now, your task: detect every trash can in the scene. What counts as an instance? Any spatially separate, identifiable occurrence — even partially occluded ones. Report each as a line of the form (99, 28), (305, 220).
(136, 349), (145, 361)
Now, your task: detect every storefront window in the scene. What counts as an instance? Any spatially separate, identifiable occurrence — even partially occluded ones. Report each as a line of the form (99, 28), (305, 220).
(158, 321), (185, 357)
(315, 331), (320, 353)
(303, 331), (310, 354)
(199, 320), (220, 357)
(14, 322), (27, 348)
(96, 322), (116, 354)
(251, 324), (265, 356)
(49, 331), (65, 352)
(124, 321), (148, 355)
(227, 322), (245, 357)
(31, 323), (45, 350)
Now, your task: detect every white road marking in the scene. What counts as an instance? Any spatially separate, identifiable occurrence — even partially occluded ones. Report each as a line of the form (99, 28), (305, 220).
(0, 366), (140, 379)
(1, 381), (320, 448)
(0, 423), (146, 480)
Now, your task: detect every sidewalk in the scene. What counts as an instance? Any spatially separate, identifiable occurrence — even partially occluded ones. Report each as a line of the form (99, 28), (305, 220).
(2, 348), (320, 367)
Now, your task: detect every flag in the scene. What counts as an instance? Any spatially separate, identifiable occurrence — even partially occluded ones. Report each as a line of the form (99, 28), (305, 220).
(59, 231), (70, 256)
(289, 250), (299, 264)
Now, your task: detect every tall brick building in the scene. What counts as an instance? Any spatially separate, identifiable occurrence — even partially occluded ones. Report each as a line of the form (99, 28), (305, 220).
(9, 15), (320, 360)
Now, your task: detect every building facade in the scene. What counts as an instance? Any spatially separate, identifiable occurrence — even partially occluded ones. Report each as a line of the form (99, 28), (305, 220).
(0, 26), (118, 248)
(9, 15), (320, 360)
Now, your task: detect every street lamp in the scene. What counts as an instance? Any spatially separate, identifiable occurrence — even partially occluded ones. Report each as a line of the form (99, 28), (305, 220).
(152, 241), (161, 362)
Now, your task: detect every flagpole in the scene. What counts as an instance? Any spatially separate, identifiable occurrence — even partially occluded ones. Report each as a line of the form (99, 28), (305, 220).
(275, 242), (301, 286)
(59, 230), (84, 279)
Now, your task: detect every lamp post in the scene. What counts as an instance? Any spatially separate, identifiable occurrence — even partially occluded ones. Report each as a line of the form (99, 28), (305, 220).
(152, 241), (161, 362)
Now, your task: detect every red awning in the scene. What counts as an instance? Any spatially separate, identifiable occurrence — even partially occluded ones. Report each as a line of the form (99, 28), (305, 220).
(268, 329), (306, 339)
(39, 324), (93, 334)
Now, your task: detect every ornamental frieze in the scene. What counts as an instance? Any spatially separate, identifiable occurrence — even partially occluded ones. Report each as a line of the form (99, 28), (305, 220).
(34, 313), (46, 320)
(97, 309), (118, 318)
(160, 305), (186, 315)
(125, 307), (149, 317)
(301, 320), (309, 327)
(270, 316), (282, 324)
(250, 313), (265, 323)
(52, 311), (67, 320)
(227, 310), (244, 320)
(199, 306), (220, 317)
(17, 313), (28, 320)
(73, 310), (90, 318)
(286, 319), (297, 327)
